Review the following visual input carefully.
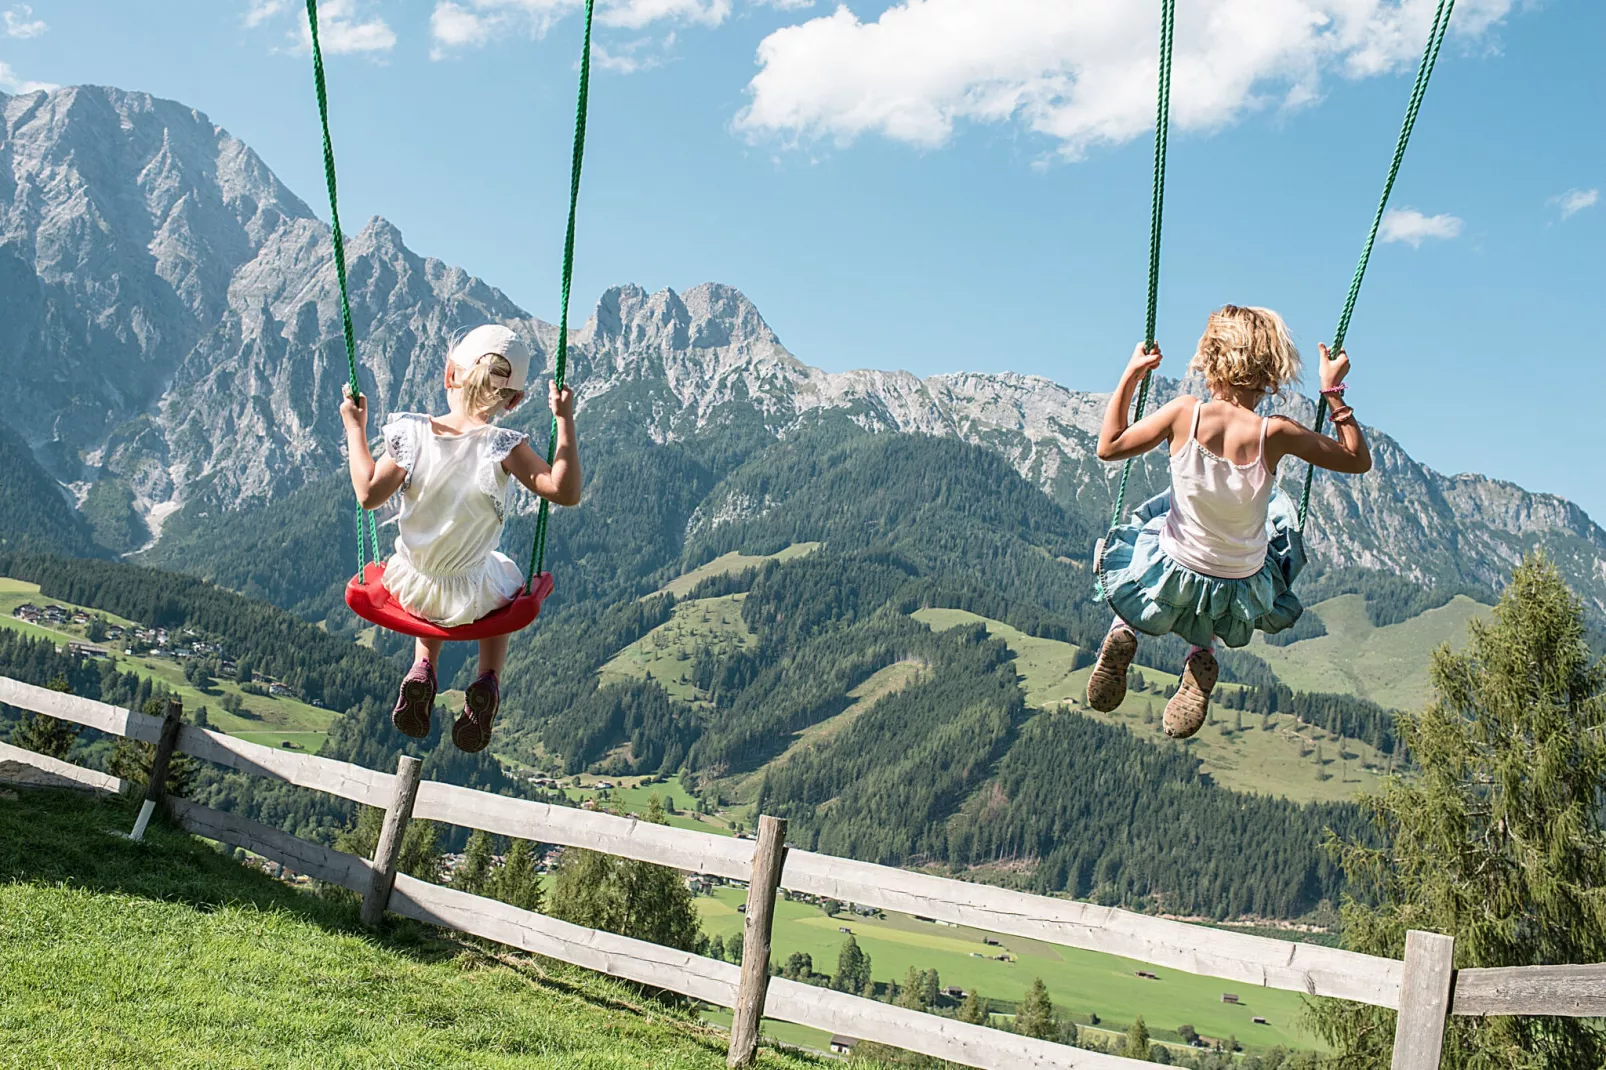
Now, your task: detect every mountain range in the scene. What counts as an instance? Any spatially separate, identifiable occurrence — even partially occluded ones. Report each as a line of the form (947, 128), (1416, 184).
(3, 84), (1605, 919)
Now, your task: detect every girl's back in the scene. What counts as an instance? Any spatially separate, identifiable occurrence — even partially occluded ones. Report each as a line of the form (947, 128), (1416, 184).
(1159, 400), (1274, 581)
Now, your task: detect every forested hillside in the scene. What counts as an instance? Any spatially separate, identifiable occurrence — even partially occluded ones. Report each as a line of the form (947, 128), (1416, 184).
(0, 423), (103, 558)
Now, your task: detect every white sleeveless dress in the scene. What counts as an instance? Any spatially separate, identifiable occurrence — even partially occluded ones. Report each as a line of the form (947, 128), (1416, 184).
(380, 413), (527, 628)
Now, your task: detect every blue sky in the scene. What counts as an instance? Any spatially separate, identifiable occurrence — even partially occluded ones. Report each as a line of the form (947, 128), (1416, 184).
(3, 0), (1602, 522)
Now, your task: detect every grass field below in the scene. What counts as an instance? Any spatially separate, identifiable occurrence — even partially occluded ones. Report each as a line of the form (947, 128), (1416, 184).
(599, 593), (754, 707)
(695, 886), (1324, 1054)
(650, 543), (820, 600)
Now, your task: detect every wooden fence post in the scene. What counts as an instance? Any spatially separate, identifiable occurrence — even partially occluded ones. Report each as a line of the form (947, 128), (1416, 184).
(362, 754), (423, 929)
(129, 698), (183, 842)
(729, 815), (788, 1069)
(1392, 930), (1455, 1070)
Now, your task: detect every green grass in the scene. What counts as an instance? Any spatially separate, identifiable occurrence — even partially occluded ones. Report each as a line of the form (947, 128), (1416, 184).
(560, 774), (737, 838)
(232, 731), (331, 753)
(695, 887), (1324, 1054)
(598, 594), (754, 707)
(912, 608), (1391, 803)
(0, 576), (337, 740)
(1247, 594), (1488, 710)
(650, 544), (820, 600)
(0, 787), (841, 1070)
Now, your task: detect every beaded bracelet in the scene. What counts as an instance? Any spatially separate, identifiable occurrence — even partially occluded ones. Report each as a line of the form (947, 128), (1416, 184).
(1319, 383), (1348, 397)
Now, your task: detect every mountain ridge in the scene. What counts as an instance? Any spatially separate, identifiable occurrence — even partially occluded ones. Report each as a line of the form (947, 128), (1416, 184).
(1, 83), (1602, 616)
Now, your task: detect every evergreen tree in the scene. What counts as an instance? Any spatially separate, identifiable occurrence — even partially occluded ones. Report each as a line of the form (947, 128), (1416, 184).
(920, 968), (940, 1009)
(1308, 555), (1606, 1068)
(108, 697), (195, 795)
(453, 829), (495, 895)
(488, 839), (543, 912)
(9, 675), (79, 759)
(548, 798), (701, 951)
(834, 934), (871, 994)
(1014, 978), (1055, 1040)
(895, 966), (925, 1010)
(958, 990), (988, 1025)
(707, 934), (726, 962)
(336, 807), (442, 882)
(1125, 1015), (1151, 1060)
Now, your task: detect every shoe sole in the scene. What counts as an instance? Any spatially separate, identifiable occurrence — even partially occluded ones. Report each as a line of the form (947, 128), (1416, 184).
(392, 680), (434, 739)
(1087, 629), (1138, 713)
(452, 687), (498, 753)
(1164, 650), (1219, 740)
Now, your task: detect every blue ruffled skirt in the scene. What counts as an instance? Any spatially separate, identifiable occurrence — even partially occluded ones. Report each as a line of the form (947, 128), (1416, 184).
(1094, 489), (1306, 649)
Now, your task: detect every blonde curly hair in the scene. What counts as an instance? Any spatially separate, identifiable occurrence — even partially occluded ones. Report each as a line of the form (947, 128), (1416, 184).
(1189, 305), (1301, 396)
(450, 353), (519, 419)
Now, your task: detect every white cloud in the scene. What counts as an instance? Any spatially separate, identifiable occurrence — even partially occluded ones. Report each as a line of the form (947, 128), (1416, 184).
(3, 3), (46, 37)
(1379, 207), (1463, 247)
(248, 0), (396, 54)
(1550, 188), (1599, 220)
(0, 59), (53, 93)
(427, 0), (729, 57)
(736, 0), (1517, 157)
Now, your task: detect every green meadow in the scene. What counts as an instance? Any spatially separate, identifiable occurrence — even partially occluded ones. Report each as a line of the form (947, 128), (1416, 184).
(696, 886), (1323, 1054)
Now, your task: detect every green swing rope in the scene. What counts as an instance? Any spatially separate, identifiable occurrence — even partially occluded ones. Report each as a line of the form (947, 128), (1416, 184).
(1110, 0), (1176, 529)
(1298, 0), (1456, 529)
(527, 0), (596, 589)
(304, 0), (382, 579)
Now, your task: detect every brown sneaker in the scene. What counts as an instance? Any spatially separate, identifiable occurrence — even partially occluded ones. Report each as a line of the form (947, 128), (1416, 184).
(452, 671), (500, 753)
(1164, 648), (1218, 739)
(1087, 626), (1138, 712)
(392, 659), (436, 739)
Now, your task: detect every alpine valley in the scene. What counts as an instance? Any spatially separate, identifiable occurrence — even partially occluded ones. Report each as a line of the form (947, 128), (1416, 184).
(4, 85), (1604, 920)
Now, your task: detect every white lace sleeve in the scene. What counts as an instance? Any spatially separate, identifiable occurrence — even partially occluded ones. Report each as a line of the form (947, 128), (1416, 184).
(479, 427), (529, 522)
(381, 414), (426, 492)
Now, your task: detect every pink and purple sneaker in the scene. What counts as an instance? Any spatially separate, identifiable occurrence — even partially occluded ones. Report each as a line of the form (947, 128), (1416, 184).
(392, 658), (437, 739)
(452, 671), (500, 753)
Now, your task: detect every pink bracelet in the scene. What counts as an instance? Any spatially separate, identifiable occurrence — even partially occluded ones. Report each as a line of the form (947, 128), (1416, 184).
(1320, 383), (1347, 396)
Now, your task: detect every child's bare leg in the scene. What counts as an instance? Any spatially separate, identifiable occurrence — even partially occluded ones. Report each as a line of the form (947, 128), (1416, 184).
(1086, 616), (1138, 713)
(414, 637), (444, 667)
(475, 635), (508, 676)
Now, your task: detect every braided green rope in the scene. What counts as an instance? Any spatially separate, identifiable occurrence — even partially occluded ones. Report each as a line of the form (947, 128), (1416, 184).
(305, 0), (383, 577)
(1109, 0), (1177, 529)
(1298, 0), (1456, 528)
(527, 0), (596, 588)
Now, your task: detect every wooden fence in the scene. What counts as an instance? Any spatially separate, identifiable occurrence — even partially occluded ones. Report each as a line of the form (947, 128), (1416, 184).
(2, 674), (1602, 1070)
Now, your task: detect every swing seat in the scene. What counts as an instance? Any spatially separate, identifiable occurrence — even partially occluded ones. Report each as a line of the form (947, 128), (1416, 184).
(345, 563), (555, 641)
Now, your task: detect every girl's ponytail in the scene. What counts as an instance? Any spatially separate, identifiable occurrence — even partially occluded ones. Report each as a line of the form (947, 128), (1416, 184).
(457, 353), (517, 418)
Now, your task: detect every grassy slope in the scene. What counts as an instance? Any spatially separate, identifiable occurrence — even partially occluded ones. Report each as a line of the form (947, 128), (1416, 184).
(0, 576), (333, 750)
(1247, 594), (1488, 710)
(0, 787), (836, 1070)
(913, 608), (1391, 803)
(650, 543), (820, 600)
(598, 594), (755, 707)
(696, 888), (1323, 1053)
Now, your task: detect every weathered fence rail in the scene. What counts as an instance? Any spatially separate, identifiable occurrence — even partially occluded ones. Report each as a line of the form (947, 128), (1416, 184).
(2, 673), (1602, 1069)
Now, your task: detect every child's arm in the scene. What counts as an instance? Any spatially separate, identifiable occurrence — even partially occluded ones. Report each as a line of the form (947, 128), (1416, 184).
(1097, 343), (1190, 462)
(1266, 344), (1372, 474)
(503, 382), (582, 507)
(340, 388), (407, 509)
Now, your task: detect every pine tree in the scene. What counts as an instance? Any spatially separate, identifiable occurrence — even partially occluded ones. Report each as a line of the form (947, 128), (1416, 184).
(453, 829), (495, 895)
(337, 807), (442, 882)
(958, 990), (988, 1025)
(895, 966), (925, 1010)
(10, 675), (79, 759)
(488, 839), (543, 912)
(834, 934), (871, 993)
(1308, 555), (1606, 1068)
(548, 797), (700, 952)
(108, 697), (195, 795)
(1125, 1014), (1151, 1060)
(1014, 978), (1055, 1040)
(921, 968), (940, 1009)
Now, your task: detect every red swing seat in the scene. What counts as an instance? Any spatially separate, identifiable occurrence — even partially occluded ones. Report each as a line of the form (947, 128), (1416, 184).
(345, 562), (555, 641)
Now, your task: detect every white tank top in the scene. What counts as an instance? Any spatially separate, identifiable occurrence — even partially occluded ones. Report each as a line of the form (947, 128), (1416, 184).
(1157, 400), (1274, 580)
